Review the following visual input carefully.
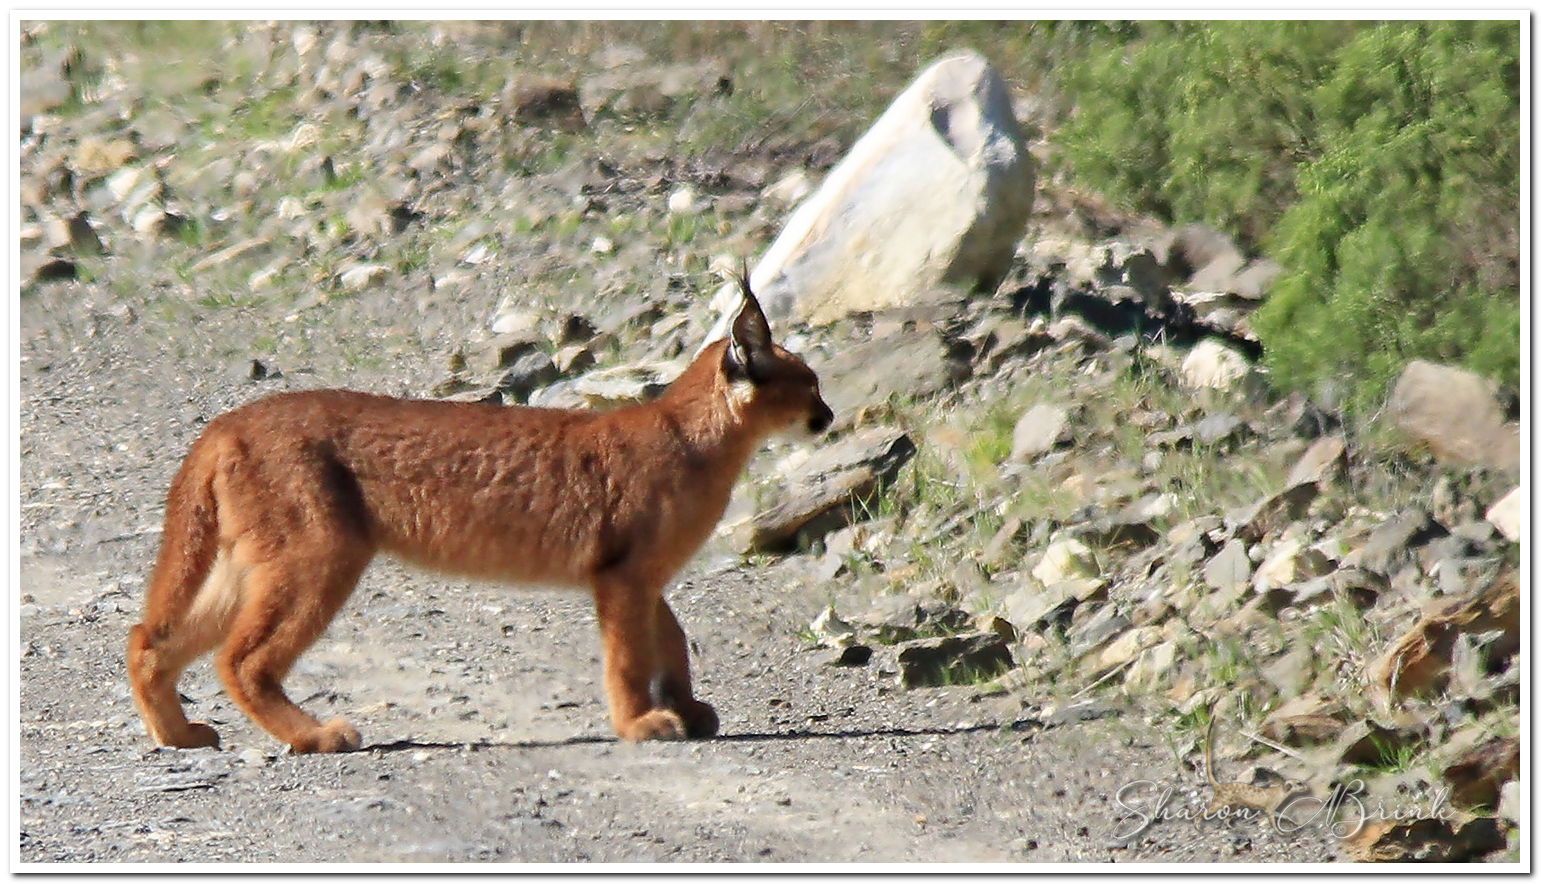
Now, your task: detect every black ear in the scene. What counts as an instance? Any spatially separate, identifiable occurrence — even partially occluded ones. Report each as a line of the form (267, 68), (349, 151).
(724, 263), (775, 382)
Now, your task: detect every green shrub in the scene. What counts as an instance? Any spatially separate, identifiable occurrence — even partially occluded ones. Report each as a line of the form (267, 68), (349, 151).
(1050, 21), (1520, 413)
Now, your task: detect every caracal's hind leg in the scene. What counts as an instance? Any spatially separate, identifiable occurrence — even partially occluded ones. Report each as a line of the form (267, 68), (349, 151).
(594, 573), (687, 741)
(216, 540), (371, 754)
(128, 617), (226, 749)
(655, 597), (718, 738)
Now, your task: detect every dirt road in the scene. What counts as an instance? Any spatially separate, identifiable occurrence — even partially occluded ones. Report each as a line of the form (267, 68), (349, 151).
(16, 284), (1338, 866)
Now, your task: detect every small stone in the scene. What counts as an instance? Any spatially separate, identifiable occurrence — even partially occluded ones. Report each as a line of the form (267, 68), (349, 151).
(1203, 539), (1252, 590)
(339, 263), (388, 291)
(591, 235), (614, 254)
(1180, 339), (1251, 390)
(1285, 435), (1348, 486)
(1193, 412), (1246, 446)
(1096, 626), (1160, 669)
(552, 344), (595, 374)
(1009, 403), (1071, 461)
(496, 350), (558, 404)
(1000, 581), (1079, 630)
(1031, 536), (1098, 586)
(666, 186), (703, 215)
(807, 606), (857, 647)
(1485, 487), (1522, 542)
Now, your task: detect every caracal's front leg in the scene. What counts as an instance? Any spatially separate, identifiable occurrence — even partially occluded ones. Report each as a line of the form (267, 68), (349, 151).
(593, 575), (688, 741)
(655, 597), (718, 738)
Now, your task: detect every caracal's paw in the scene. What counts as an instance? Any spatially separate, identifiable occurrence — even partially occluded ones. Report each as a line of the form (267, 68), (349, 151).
(290, 717), (363, 754)
(674, 698), (719, 739)
(165, 721), (221, 749)
(617, 709), (688, 742)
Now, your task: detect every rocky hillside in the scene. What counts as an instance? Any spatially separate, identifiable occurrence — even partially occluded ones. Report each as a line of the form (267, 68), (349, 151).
(19, 21), (1521, 862)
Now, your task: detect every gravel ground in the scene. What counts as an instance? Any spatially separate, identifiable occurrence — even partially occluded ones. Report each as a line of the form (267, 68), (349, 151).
(15, 276), (1344, 866)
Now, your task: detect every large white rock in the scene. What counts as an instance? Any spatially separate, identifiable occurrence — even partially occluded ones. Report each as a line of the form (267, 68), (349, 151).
(705, 51), (1034, 337)
(1386, 360), (1519, 474)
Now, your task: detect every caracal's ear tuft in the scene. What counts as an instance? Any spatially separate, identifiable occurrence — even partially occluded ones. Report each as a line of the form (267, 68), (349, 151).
(724, 260), (775, 382)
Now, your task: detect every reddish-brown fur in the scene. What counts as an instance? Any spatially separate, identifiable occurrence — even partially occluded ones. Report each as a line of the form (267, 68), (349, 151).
(127, 284), (832, 753)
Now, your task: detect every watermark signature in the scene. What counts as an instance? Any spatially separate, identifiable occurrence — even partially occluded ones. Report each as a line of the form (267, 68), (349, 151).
(1112, 778), (1454, 841)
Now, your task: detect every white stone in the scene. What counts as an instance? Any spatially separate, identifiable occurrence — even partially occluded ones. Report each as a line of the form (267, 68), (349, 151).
(1010, 403), (1070, 461)
(762, 169), (813, 208)
(1180, 338), (1251, 390)
(1098, 627), (1161, 669)
(701, 50), (1034, 338)
(1486, 486), (1523, 542)
(338, 263), (387, 291)
(667, 186), (702, 215)
(591, 235), (614, 254)
(1032, 537), (1098, 586)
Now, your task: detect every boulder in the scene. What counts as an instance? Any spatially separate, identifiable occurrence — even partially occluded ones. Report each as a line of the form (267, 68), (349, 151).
(1202, 539), (1252, 591)
(703, 51), (1034, 332)
(1385, 360), (1519, 474)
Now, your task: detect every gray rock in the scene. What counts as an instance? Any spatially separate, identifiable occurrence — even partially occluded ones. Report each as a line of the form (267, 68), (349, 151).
(895, 632), (1013, 688)
(1045, 700), (1120, 727)
(702, 51), (1034, 331)
(496, 350), (559, 404)
(807, 606), (857, 647)
(1285, 435), (1347, 486)
(811, 326), (966, 428)
(339, 263), (388, 291)
(1228, 482), (1319, 543)
(749, 427), (917, 552)
(1000, 579), (1087, 630)
(1068, 607), (1132, 658)
(851, 591), (971, 644)
(1203, 538), (1252, 591)
(579, 59), (729, 120)
(562, 360), (684, 409)
(1386, 360), (1518, 474)
(1353, 508), (1449, 573)
(1009, 403), (1071, 461)
(1193, 412), (1246, 446)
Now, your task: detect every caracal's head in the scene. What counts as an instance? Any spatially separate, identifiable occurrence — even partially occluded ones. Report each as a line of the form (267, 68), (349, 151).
(721, 269), (833, 439)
